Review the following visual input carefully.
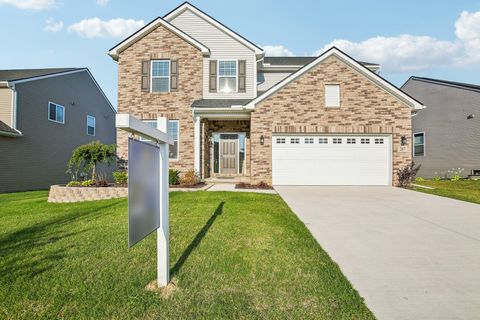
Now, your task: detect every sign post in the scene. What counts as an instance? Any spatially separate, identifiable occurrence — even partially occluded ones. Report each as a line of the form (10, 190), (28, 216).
(116, 114), (173, 288)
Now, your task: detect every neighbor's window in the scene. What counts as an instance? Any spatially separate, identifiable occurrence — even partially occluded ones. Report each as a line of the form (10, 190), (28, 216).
(414, 132), (425, 156)
(86, 115), (95, 136)
(325, 84), (340, 107)
(218, 60), (237, 93)
(141, 119), (179, 160)
(48, 102), (65, 124)
(151, 60), (170, 92)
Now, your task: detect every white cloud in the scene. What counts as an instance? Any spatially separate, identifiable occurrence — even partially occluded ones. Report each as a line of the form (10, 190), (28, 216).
(263, 45), (295, 57)
(0, 0), (57, 10)
(68, 18), (145, 39)
(314, 10), (480, 73)
(96, 0), (108, 6)
(43, 17), (63, 32)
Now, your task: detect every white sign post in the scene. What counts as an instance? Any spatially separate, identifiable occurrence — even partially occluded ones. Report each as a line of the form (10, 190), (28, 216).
(116, 114), (173, 288)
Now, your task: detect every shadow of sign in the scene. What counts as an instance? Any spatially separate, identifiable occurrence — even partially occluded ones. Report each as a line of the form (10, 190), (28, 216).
(171, 201), (225, 276)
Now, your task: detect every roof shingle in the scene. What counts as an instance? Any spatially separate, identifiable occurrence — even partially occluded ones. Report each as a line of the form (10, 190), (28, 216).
(0, 68), (79, 82)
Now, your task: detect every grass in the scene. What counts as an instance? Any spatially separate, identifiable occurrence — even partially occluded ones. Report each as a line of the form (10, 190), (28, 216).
(413, 179), (480, 204)
(0, 191), (373, 319)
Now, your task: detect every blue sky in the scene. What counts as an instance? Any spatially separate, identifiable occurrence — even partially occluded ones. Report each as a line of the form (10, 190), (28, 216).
(1, 0), (480, 108)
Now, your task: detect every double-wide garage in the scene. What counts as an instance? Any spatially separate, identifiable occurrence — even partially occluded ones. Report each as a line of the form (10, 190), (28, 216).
(272, 135), (392, 186)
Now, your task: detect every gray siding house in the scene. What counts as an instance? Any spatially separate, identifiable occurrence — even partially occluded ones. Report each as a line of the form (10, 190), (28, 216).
(402, 77), (480, 178)
(0, 68), (116, 193)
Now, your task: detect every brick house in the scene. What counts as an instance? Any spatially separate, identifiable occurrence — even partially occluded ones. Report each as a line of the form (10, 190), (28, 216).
(108, 2), (424, 186)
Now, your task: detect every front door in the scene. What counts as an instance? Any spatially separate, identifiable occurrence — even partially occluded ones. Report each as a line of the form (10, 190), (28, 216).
(220, 134), (238, 175)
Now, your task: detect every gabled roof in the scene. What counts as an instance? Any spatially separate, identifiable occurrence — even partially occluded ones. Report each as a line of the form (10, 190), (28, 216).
(163, 2), (264, 56)
(108, 16), (210, 61)
(403, 76), (480, 93)
(247, 47), (425, 110)
(263, 57), (379, 68)
(0, 68), (78, 82)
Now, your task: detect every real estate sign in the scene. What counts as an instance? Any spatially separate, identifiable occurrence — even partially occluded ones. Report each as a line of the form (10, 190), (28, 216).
(128, 137), (160, 247)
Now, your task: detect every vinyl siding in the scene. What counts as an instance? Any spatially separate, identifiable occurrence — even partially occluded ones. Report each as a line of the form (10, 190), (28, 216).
(403, 79), (480, 178)
(0, 71), (116, 193)
(257, 72), (291, 92)
(0, 87), (13, 127)
(168, 8), (256, 99)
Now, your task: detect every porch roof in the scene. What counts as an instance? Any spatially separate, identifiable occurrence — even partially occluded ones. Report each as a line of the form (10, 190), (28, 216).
(191, 99), (252, 108)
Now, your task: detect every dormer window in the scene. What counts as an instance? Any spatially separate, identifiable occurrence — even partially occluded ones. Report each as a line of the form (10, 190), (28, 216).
(218, 60), (237, 93)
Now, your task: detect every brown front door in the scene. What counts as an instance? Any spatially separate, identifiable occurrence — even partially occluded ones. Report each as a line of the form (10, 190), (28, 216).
(220, 136), (238, 175)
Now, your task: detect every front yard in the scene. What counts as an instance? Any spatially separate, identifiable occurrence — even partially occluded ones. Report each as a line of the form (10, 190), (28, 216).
(413, 179), (480, 204)
(0, 191), (373, 319)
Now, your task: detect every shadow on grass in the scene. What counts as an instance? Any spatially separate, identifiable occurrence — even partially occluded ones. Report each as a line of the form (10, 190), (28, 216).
(171, 201), (224, 277)
(0, 201), (123, 280)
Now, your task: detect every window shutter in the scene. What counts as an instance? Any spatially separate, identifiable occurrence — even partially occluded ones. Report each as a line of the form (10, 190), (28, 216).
(238, 60), (246, 93)
(170, 60), (178, 92)
(209, 60), (217, 92)
(141, 60), (150, 92)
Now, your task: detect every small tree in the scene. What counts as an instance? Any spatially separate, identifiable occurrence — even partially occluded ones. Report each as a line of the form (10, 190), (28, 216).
(68, 141), (116, 182)
(397, 162), (421, 188)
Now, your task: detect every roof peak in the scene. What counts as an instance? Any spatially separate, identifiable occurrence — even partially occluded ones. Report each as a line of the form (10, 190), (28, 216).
(408, 76), (480, 92)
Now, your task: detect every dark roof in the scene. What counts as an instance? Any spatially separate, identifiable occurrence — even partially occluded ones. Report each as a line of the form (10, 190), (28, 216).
(406, 76), (480, 93)
(0, 68), (79, 82)
(192, 99), (253, 108)
(264, 56), (379, 67)
(0, 120), (19, 135)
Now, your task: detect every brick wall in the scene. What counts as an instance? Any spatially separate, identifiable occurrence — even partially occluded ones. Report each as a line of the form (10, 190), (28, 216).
(250, 55), (412, 186)
(116, 24), (203, 173)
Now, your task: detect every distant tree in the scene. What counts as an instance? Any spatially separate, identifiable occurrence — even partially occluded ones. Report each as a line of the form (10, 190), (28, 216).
(68, 141), (116, 182)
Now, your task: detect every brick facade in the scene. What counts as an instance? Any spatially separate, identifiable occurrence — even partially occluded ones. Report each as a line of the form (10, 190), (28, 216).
(116, 23), (203, 173)
(250, 55), (412, 186)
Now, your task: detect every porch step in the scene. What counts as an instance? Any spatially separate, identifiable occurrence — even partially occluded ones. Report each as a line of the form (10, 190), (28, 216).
(204, 176), (251, 184)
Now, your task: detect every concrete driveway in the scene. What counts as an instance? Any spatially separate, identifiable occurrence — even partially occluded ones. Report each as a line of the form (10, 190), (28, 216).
(276, 186), (480, 320)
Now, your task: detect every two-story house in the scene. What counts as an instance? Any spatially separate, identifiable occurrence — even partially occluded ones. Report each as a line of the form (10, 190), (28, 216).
(0, 68), (116, 193)
(108, 2), (424, 186)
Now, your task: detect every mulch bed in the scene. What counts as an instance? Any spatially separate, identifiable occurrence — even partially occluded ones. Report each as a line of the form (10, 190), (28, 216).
(170, 182), (206, 189)
(235, 182), (273, 190)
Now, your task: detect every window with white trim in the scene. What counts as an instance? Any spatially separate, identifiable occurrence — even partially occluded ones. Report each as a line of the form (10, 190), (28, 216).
(276, 138), (286, 144)
(325, 84), (340, 107)
(141, 119), (179, 159)
(333, 138), (342, 144)
(361, 138), (370, 144)
(86, 115), (95, 136)
(48, 102), (65, 124)
(151, 60), (170, 92)
(218, 60), (237, 93)
(304, 138), (314, 144)
(375, 138), (384, 144)
(319, 138), (328, 144)
(290, 138), (300, 144)
(347, 138), (356, 144)
(413, 133), (425, 156)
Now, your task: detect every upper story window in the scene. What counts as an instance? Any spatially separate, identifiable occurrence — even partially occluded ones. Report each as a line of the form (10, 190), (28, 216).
(86, 115), (95, 136)
(151, 60), (170, 93)
(218, 60), (237, 93)
(414, 132), (425, 156)
(325, 84), (340, 108)
(48, 102), (65, 124)
(141, 119), (179, 160)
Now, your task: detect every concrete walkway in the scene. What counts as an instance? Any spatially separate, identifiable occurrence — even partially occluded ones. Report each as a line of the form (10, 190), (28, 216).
(276, 186), (480, 320)
(208, 183), (276, 194)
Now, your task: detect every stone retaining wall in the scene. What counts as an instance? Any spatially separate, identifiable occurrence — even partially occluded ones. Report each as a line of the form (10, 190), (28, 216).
(48, 185), (128, 203)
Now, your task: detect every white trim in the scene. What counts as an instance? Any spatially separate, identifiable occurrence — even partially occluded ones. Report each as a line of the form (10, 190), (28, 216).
(116, 114), (174, 144)
(413, 131), (426, 157)
(167, 119), (180, 161)
(217, 59), (238, 94)
(194, 116), (201, 174)
(150, 60), (171, 93)
(86, 115), (96, 136)
(107, 17), (210, 61)
(163, 3), (264, 55)
(48, 101), (65, 124)
(247, 47), (425, 110)
(8, 69), (116, 114)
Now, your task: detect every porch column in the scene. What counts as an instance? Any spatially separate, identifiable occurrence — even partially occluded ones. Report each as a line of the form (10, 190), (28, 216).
(194, 115), (201, 175)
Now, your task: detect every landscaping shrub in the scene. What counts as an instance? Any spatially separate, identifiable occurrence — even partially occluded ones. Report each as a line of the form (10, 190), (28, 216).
(66, 181), (81, 187)
(432, 176), (441, 181)
(68, 141), (116, 182)
(181, 170), (199, 186)
(448, 168), (464, 181)
(113, 171), (128, 185)
(81, 180), (93, 187)
(169, 169), (180, 185)
(415, 177), (425, 182)
(397, 162), (421, 188)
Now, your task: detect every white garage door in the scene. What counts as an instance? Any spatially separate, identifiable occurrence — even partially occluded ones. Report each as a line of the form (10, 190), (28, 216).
(272, 135), (391, 186)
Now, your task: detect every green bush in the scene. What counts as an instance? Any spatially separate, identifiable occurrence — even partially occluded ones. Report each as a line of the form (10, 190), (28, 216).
(81, 180), (93, 187)
(113, 171), (128, 185)
(68, 141), (116, 182)
(66, 181), (82, 187)
(169, 169), (180, 185)
(451, 175), (462, 182)
(432, 176), (441, 181)
(415, 177), (425, 182)
(181, 170), (199, 186)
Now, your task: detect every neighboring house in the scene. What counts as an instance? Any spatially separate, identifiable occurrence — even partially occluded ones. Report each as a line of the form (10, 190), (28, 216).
(402, 76), (480, 178)
(108, 2), (424, 186)
(0, 68), (116, 193)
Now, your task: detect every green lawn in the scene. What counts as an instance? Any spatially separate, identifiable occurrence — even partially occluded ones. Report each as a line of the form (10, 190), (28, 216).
(414, 180), (480, 204)
(0, 191), (373, 319)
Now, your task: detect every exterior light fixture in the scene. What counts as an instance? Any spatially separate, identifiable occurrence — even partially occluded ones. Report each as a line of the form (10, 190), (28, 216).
(260, 135), (265, 145)
(401, 135), (407, 146)
(467, 114), (474, 120)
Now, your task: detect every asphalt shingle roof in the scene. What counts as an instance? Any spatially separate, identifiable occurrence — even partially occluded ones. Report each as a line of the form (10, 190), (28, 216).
(408, 76), (480, 93)
(0, 68), (79, 82)
(0, 120), (19, 135)
(263, 56), (379, 67)
(191, 99), (253, 108)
